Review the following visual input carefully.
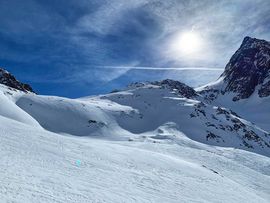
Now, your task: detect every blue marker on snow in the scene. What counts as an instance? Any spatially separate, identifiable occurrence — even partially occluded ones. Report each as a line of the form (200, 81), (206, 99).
(76, 159), (81, 167)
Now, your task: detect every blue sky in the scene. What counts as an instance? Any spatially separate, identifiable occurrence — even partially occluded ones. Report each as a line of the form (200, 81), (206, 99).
(0, 0), (269, 98)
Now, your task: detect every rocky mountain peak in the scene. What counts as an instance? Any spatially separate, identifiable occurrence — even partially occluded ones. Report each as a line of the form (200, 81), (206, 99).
(0, 68), (35, 93)
(220, 36), (270, 100)
(127, 79), (197, 98)
(151, 79), (197, 98)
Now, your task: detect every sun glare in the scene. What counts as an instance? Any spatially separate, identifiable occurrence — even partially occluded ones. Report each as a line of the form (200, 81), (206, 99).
(170, 31), (203, 56)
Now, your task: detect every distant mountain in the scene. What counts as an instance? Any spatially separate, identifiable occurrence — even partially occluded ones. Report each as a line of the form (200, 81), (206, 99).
(199, 36), (270, 101)
(0, 68), (35, 93)
(197, 36), (270, 132)
(128, 79), (198, 98)
(222, 36), (270, 100)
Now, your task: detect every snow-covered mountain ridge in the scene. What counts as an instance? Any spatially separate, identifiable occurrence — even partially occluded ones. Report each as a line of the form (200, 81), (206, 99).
(0, 77), (269, 156)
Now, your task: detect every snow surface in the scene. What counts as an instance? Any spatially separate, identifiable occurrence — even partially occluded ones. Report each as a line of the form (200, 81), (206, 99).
(208, 90), (270, 132)
(0, 84), (270, 202)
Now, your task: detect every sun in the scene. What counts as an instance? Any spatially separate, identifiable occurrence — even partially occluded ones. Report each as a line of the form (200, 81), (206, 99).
(170, 31), (203, 55)
(179, 32), (202, 54)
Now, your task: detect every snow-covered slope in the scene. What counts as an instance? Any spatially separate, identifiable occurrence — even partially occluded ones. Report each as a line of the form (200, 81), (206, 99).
(1, 108), (270, 202)
(0, 84), (41, 127)
(0, 84), (269, 202)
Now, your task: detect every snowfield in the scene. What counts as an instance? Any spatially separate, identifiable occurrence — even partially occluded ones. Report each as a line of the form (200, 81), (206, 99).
(0, 84), (270, 202)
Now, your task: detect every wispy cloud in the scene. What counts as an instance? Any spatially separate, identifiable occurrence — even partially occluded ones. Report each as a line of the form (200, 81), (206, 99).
(95, 66), (223, 71)
(21, 65), (222, 85)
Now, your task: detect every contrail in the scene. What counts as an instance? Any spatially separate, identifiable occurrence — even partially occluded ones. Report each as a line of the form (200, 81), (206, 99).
(96, 66), (223, 71)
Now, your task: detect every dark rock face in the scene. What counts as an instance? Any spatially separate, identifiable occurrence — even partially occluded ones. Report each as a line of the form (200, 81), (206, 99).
(259, 80), (270, 97)
(151, 79), (197, 98)
(220, 36), (270, 100)
(0, 68), (35, 93)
